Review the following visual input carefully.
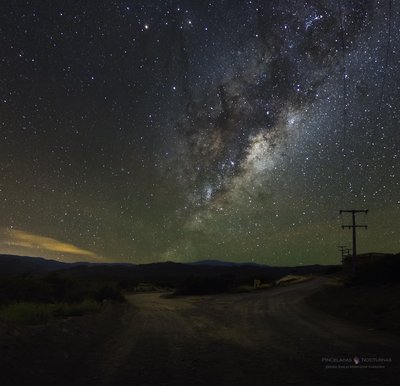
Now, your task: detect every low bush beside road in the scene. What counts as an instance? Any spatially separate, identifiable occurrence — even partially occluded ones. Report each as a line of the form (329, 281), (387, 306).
(307, 280), (400, 335)
(0, 273), (126, 325)
(0, 300), (101, 325)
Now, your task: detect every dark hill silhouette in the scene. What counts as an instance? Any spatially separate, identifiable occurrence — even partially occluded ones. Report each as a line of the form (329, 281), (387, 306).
(189, 259), (262, 267)
(0, 254), (69, 275)
(0, 254), (340, 285)
(0, 254), (135, 276)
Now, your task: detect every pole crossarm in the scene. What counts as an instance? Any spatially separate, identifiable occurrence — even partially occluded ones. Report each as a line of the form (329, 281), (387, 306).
(340, 209), (369, 214)
(342, 225), (368, 229)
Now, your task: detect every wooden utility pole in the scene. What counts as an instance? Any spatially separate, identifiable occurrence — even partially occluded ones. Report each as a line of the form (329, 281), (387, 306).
(337, 245), (348, 261)
(344, 248), (352, 256)
(340, 209), (368, 258)
(340, 209), (368, 277)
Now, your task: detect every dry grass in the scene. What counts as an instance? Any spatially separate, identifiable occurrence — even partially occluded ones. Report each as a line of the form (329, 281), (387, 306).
(307, 282), (400, 334)
(0, 300), (101, 325)
(275, 275), (313, 286)
(233, 283), (272, 293)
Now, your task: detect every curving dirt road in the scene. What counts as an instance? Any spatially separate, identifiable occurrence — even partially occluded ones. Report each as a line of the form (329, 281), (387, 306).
(77, 277), (399, 386)
(1, 277), (399, 385)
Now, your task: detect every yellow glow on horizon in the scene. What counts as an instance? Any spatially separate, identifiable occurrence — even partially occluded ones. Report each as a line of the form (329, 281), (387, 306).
(0, 228), (100, 261)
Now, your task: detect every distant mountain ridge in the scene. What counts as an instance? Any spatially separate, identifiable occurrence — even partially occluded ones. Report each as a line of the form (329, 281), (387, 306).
(0, 254), (340, 281)
(0, 254), (69, 275)
(0, 254), (135, 275)
(189, 259), (263, 267)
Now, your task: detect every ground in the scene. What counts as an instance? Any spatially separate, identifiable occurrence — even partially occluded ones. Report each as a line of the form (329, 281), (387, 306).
(0, 277), (399, 385)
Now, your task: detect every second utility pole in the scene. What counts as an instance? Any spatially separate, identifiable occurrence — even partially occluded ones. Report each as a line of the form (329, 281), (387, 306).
(339, 209), (368, 257)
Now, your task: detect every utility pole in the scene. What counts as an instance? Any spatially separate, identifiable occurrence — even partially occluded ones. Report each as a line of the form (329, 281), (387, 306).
(337, 245), (348, 261)
(339, 209), (368, 276)
(344, 248), (352, 256)
(339, 209), (368, 258)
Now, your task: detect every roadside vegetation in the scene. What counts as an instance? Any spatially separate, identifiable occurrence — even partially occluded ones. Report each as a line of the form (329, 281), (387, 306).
(0, 272), (125, 325)
(175, 274), (276, 295)
(307, 264), (400, 334)
(175, 274), (240, 295)
(175, 273), (316, 295)
(233, 283), (272, 293)
(0, 300), (100, 325)
(275, 274), (313, 286)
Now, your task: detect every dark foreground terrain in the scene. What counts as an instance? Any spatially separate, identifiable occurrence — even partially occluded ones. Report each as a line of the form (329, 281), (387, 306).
(1, 277), (399, 386)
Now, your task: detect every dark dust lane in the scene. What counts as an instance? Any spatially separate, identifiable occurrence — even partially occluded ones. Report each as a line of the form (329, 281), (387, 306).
(76, 278), (399, 386)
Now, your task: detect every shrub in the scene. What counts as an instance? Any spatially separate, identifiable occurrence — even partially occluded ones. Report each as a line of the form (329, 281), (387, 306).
(0, 300), (101, 325)
(0, 303), (53, 325)
(52, 300), (101, 317)
(176, 274), (238, 295)
(94, 285), (125, 303)
(233, 285), (254, 293)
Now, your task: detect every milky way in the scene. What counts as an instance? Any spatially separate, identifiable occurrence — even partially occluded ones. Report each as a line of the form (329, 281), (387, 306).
(0, 1), (399, 264)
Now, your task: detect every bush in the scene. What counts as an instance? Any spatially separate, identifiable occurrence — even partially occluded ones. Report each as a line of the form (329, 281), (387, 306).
(0, 274), (89, 305)
(0, 303), (53, 325)
(176, 274), (238, 295)
(95, 285), (125, 303)
(275, 275), (312, 286)
(0, 276), (55, 305)
(52, 300), (101, 317)
(0, 300), (101, 325)
(43, 274), (86, 303)
(233, 285), (254, 293)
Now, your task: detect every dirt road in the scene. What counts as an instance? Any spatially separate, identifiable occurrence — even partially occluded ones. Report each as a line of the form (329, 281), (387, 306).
(2, 278), (399, 385)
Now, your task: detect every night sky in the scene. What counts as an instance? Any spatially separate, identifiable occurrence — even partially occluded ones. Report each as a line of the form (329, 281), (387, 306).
(0, 0), (399, 265)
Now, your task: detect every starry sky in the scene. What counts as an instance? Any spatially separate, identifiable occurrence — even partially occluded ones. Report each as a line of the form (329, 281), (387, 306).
(0, 0), (399, 265)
